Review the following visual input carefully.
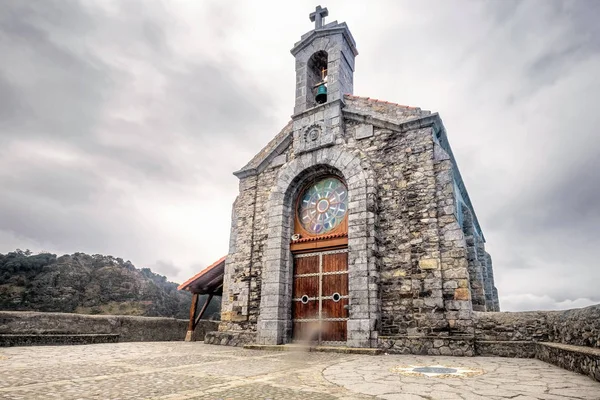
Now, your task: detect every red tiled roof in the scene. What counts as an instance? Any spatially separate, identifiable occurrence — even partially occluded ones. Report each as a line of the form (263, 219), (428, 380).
(177, 256), (226, 292)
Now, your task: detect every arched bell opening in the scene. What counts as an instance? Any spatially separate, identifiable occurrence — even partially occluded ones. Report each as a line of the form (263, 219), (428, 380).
(306, 50), (328, 107)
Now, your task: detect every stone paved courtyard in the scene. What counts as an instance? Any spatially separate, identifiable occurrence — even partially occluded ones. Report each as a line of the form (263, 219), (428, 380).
(0, 342), (599, 400)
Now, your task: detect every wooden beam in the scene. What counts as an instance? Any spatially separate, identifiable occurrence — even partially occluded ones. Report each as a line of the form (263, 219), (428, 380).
(290, 237), (348, 252)
(187, 293), (199, 332)
(193, 293), (213, 329)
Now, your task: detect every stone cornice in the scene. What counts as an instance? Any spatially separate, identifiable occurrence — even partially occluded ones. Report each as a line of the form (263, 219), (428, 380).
(291, 98), (345, 120)
(290, 24), (358, 57)
(233, 133), (293, 179)
(343, 109), (442, 133)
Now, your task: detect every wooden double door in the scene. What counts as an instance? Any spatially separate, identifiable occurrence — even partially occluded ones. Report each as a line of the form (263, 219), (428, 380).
(292, 249), (349, 344)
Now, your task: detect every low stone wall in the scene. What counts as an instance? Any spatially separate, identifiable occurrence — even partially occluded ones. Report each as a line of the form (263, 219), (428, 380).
(0, 333), (119, 347)
(0, 311), (218, 344)
(474, 341), (537, 358)
(472, 305), (600, 381)
(474, 305), (600, 348)
(474, 310), (556, 343)
(205, 331), (256, 347)
(537, 343), (600, 382)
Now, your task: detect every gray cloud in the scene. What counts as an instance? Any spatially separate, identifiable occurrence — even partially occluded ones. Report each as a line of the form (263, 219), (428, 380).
(151, 260), (181, 278)
(0, 0), (598, 312)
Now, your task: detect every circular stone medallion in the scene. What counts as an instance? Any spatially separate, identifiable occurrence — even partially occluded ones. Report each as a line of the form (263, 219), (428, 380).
(413, 367), (457, 374)
(309, 128), (320, 141)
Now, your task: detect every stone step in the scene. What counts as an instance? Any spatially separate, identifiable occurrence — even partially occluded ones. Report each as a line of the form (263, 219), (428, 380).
(244, 343), (382, 355)
(0, 334), (120, 347)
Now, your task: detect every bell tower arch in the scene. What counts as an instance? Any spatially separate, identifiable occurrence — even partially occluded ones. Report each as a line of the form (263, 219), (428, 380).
(291, 6), (358, 115)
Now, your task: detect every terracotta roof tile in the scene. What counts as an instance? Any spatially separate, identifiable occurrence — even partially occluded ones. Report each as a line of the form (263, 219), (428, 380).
(177, 255), (226, 291)
(291, 232), (348, 243)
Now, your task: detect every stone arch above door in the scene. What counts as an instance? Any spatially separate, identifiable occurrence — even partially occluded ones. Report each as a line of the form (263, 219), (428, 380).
(257, 146), (379, 347)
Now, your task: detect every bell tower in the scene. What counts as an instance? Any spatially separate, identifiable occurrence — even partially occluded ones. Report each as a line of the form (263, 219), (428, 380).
(291, 6), (358, 115)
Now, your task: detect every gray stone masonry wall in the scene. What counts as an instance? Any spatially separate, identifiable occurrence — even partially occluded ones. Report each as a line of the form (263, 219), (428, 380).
(0, 311), (218, 343)
(205, 331), (256, 347)
(474, 310), (556, 343)
(220, 145), (295, 334)
(220, 176), (258, 331)
(379, 336), (474, 356)
(344, 96), (474, 339)
(220, 93), (482, 347)
(475, 341), (537, 358)
(548, 304), (600, 348)
(375, 305), (600, 374)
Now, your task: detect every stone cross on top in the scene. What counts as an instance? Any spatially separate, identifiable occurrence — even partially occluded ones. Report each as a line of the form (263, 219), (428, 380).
(310, 5), (329, 29)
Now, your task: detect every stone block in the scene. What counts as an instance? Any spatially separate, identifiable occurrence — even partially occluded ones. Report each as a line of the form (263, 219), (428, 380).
(419, 258), (440, 270)
(355, 124), (374, 140)
(270, 154), (287, 168)
(454, 288), (471, 301)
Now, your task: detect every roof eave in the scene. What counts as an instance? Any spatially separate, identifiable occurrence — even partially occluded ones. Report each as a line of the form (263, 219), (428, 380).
(233, 130), (293, 179)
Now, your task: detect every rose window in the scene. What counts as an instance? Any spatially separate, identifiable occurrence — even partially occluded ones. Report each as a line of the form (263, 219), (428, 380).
(297, 177), (348, 235)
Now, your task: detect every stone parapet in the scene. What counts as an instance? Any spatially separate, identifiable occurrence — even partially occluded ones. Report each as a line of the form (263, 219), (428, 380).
(474, 310), (555, 342)
(474, 305), (600, 348)
(0, 311), (218, 344)
(547, 305), (600, 348)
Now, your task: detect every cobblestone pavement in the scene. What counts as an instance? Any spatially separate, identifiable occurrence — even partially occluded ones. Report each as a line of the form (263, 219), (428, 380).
(0, 342), (598, 399)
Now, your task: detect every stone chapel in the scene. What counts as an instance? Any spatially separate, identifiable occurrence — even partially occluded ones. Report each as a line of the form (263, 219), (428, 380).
(192, 6), (500, 352)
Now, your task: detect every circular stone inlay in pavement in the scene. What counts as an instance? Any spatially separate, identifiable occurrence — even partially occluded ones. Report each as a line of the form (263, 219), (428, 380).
(391, 364), (484, 378)
(413, 366), (457, 374)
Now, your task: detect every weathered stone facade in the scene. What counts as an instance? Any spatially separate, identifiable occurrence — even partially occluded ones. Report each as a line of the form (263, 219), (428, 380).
(218, 10), (499, 349)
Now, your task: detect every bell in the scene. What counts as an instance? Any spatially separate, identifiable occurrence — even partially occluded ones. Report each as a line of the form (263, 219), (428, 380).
(315, 83), (327, 104)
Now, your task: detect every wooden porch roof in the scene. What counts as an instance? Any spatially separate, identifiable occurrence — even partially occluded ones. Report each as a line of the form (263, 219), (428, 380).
(177, 256), (226, 295)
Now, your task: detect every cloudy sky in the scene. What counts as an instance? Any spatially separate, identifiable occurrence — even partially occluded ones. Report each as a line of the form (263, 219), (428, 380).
(1, 0), (598, 311)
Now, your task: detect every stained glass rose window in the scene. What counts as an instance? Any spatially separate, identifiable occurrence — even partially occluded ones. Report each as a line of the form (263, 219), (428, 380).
(297, 177), (348, 235)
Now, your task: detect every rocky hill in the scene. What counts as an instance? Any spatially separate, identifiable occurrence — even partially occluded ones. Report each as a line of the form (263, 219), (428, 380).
(0, 250), (220, 320)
